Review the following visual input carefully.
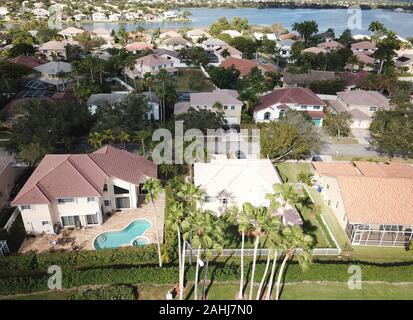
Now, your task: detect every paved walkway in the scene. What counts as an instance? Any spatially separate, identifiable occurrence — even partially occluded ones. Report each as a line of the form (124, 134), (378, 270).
(19, 192), (165, 253)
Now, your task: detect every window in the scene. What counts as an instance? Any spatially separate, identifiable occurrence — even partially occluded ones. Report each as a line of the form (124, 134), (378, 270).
(42, 221), (49, 226)
(336, 201), (339, 208)
(61, 215), (81, 227)
(301, 105), (308, 110)
(87, 197), (95, 203)
(264, 112), (271, 120)
(57, 198), (75, 204)
(104, 200), (111, 206)
(21, 205), (31, 210)
(313, 106), (321, 110)
(103, 184), (108, 191)
(204, 196), (213, 203)
(221, 198), (228, 205)
(115, 197), (131, 209)
(114, 185), (129, 195)
(86, 213), (99, 225)
(369, 106), (377, 112)
(223, 106), (228, 110)
(231, 106), (235, 110)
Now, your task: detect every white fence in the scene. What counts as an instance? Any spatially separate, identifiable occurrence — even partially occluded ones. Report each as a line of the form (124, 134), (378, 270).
(3, 207), (20, 232)
(200, 64), (211, 79)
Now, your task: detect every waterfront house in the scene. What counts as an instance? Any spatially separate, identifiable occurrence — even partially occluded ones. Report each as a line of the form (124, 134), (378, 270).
(187, 29), (211, 43)
(220, 57), (276, 77)
(92, 12), (108, 21)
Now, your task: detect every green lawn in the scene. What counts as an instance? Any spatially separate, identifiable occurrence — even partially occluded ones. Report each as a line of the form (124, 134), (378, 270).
(172, 67), (215, 92)
(276, 162), (312, 183)
(10, 282), (413, 300)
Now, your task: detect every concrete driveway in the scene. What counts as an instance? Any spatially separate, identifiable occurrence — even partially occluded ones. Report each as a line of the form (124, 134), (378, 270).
(351, 128), (371, 144)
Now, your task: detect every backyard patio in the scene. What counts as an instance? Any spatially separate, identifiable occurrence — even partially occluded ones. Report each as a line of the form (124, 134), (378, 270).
(19, 192), (165, 254)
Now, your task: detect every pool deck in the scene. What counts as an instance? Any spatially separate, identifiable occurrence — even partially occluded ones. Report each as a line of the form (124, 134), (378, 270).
(18, 192), (165, 254)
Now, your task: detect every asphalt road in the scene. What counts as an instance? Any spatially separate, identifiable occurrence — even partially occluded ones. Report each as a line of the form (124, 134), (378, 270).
(323, 143), (379, 157)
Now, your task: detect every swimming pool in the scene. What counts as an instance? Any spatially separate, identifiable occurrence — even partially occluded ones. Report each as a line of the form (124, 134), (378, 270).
(94, 219), (151, 250)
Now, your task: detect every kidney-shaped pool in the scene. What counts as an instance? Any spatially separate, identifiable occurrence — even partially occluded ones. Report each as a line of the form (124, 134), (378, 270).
(94, 219), (151, 250)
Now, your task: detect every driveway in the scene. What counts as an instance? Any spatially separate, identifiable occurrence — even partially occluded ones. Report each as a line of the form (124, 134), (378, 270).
(351, 128), (371, 145)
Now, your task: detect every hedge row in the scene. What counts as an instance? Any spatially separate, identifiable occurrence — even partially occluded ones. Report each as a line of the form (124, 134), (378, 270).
(68, 285), (136, 300)
(2, 261), (413, 296)
(0, 245), (159, 273)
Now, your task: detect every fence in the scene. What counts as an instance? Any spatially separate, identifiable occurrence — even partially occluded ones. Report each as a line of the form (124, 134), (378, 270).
(184, 241), (341, 260)
(3, 207), (20, 232)
(200, 64), (211, 79)
(0, 240), (9, 256)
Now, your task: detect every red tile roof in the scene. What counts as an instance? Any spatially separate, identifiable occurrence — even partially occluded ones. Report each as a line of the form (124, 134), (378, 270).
(338, 71), (369, 87)
(220, 57), (276, 76)
(12, 146), (157, 206)
(8, 55), (48, 69)
(254, 87), (327, 112)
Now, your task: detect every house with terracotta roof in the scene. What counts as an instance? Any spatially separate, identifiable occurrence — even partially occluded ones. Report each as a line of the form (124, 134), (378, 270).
(253, 87), (327, 126)
(329, 90), (392, 128)
(38, 40), (80, 60)
(8, 55), (47, 69)
(58, 27), (85, 41)
(11, 146), (157, 235)
(220, 57), (276, 77)
(125, 42), (153, 54)
(312, 161), (413, 247)
(351, 41), (376, 55)
(318, 40), (343, 51)
(124, 54), (178, 79)
(159, 36), (193, 51)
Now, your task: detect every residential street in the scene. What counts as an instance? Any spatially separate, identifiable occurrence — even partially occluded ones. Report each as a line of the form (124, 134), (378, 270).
(323, 143), (379, 157)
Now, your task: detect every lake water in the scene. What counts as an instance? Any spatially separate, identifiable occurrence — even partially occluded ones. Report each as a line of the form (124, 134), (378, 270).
(82, 7), (413, 38)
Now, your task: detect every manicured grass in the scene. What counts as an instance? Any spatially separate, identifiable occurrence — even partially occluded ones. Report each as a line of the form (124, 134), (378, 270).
(276, 162), (312, 183)
(5, 289), (77, 300)
(173, 68), (215, 92)
(322, 128), (358, 144)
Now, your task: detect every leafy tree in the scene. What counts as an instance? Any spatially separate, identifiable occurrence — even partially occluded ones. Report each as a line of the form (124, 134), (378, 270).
(133, 129), (152, 155)
(324, 111), (352, 137)
(7, 43), (35, 57)
(178, 47), (208, 66)
(338, 29), (353, 48)
(308, 78), (346, 95)
(229, 36), (258, 59)
(36, 26), (59, 43)
(296, 171), (314, 187)
(93, 94), (151, 133)
(260, 117), (325, 162)
(374, 31), (401, 74)
(292, 20), (319, 46)
(209, 17), (231, 36)
(175, 108), (225, 133)
(208, 65), (240, 89)
(10, 101), (93, 156)
(369, 107), (413, 158)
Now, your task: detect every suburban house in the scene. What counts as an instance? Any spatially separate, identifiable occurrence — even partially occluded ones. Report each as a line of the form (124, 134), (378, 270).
(351, 41), (376, 55)
(187, 29), (211, 43)
(174, 89), (243, 125)
(160, 36), (193, 51)
(220, 57), (276, 77)
(91, 27), (112, 44)
(202, 38), (227, 51)
(92, 12), (108, 21)
(0, 154), (17, 211)
(124, 54), (178, 79)
(318, 40), (343, 51)
(153, 48), (186, 67)
(9, 55), (48, 69)
(301, 47), (328, 55)
(38, 40), (79, 60)
(396, 54), (413, 73)
(215, 45), (243, 64)
(337, 71), (369, 91)
(34, 61), (72, 90)
(159, 30), (181, 40)
(312, 161), (413, 247)
(58, 27), (85, 40)
(11, 146), (157, 235)
(221, 29), (242, 38)
(329, 90), (392, 128)
(277, 39), (295, 60)
(194, 158), (303, 225)
(125, 42), (153, 53)
(253, 87), (327, 126)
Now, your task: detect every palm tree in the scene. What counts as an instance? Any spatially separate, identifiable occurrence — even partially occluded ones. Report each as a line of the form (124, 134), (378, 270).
(255, 216), (282, 300)
(236, 208), (249, 300)
(176, 182), (204, 211)
(133, 130), (152, 155)
(95, 58), (105, 85)
(144, 72), (154, 101)
(118, 130), (130, 149)
(102, 129), (115, 145)
(142, 178), (163, 267)
(242, 203), (273, 300)
(368, 20), (386, 37)
(296, 171), (313, 188)
(182, 210), (222, 300)
(83, 55), (97, 81)
(275, 225), (313, 300)
(269, 183), (299, 214)
(166, 201), (186, 300)
(264, 228), (282, 300)
(88, 132), (103, 150)
(71, 60), (83, 86)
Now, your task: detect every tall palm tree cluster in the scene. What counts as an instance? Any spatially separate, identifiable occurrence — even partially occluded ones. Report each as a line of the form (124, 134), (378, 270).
(88, 129), (152, 154)
(162, 178), (313, 300)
